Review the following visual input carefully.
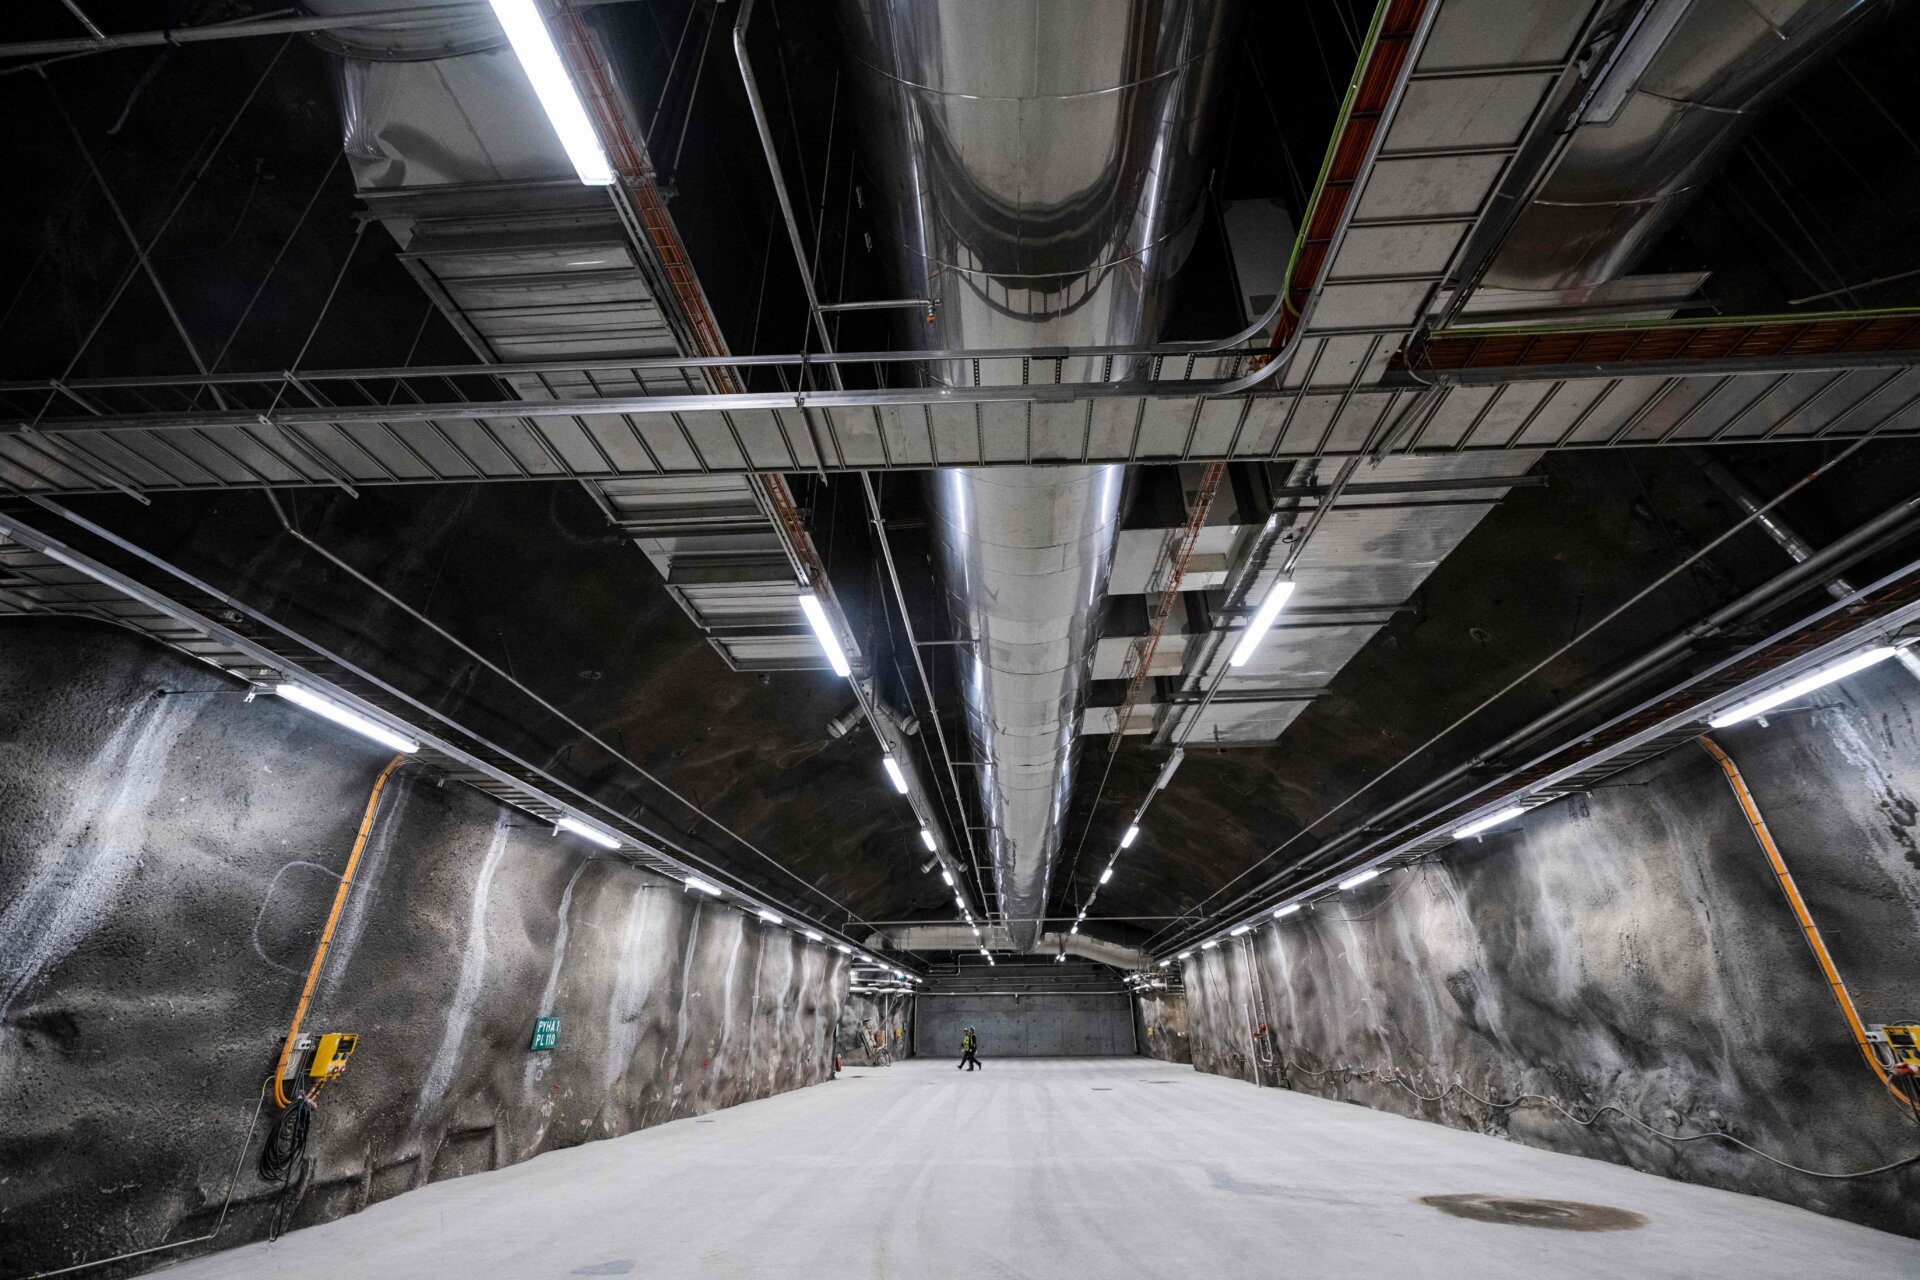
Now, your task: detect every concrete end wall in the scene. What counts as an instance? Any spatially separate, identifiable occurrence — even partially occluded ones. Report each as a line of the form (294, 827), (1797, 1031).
(1182, 659), (1920, 1237)
(0, 620), (849, 1276)
(914, 994), (1135, 1058)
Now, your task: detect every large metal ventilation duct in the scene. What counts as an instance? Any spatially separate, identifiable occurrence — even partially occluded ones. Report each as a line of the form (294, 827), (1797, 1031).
(836, 1), (1244, 949)
(1485, 0), (1893, 292)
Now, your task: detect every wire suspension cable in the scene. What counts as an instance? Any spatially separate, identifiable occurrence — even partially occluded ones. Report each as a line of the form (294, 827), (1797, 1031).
(259, 490), (868, 926)
(1148, 421), (1903, 950)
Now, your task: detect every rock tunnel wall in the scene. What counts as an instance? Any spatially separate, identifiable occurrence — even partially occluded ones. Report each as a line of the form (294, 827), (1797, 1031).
(0, 619), (848, 1277)
(1183, 658), (1920, 1238)
(1132, 989), (1192, 1063)
(837, 991), (914, 1065)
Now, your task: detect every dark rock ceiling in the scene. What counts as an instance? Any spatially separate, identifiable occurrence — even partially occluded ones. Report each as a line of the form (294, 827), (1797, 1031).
(4, 1), (1919, 955)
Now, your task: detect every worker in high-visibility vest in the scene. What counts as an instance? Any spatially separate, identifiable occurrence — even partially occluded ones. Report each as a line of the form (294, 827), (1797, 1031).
(959, 1026), (981, 1071)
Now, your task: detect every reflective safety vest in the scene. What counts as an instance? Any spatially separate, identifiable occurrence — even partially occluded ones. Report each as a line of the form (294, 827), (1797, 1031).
(962, 1032), (978, 1052)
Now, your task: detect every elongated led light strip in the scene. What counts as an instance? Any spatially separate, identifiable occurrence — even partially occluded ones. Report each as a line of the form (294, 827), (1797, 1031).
(1120, 824), (1140, 848)
(555, 816), (621, 849)
(683, 875), (723, 897)
(796, 592), (851, 677)
(1200, 939), (1218, 950)
(274, 684), (419, 754)
(487, 0), (614, 185)
(1454, 805), (1528, 840)
(1229, 579), (1297, 667)
(881, 754), (908, 794)
(1156, 644), (1913, 967)
(1708, 646), (1899, 728)
(1099, 867), (1113, 884)
(919, 827), (937, 852)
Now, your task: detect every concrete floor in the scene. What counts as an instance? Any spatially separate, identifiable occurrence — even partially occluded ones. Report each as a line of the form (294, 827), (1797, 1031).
(164, 1059), (1917, 1279)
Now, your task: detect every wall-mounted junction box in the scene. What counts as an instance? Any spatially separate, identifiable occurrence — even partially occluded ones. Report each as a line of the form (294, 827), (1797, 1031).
(278, 1033), (315, 1082)
(308, 1032), (358, 1080)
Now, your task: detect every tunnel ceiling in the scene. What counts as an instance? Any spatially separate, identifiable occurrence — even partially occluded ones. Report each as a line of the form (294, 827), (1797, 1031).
(4, 1), (1920, 956)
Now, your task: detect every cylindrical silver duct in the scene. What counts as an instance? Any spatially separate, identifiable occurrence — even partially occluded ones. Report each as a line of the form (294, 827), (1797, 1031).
(1486, 0), (1892, 291)
(837, 0), (1243, 948)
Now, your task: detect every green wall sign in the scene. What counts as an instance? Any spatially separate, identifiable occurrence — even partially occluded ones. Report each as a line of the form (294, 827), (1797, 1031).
(530, 1016), (561, 1052)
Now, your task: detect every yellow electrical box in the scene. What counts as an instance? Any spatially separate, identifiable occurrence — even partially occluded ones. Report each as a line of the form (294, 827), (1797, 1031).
(309, 1032), (358, 1080)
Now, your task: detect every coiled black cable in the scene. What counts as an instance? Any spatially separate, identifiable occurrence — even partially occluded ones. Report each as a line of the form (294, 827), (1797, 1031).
(257, 1090), (315, 1241)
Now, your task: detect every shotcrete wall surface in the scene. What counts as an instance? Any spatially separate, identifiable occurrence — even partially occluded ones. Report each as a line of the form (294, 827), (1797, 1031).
(1183, 660), (1920, 1237)
(1133, 990), (1192, 1063)
(838, 991), (914, 1064)
(0, 620), (848, 1276)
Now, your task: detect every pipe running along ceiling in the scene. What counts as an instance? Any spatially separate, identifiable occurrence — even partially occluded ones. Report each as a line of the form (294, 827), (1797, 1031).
(836, 0), (1247, 950)
(282, 0), (1897, 958)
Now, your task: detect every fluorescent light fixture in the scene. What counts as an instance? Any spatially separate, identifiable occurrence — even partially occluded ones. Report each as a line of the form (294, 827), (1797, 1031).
(881, 754), (908, 794)
(1229, 579), (1298, 667)
(757, 909), (783, 925)
(1272, 904), (1301, 919)
(1099, 867), (1113, 885)
(1153, 748), (1185, 792)
(1708, 646), (1899, 728)
(274, 684), (419, 754)
(684, 875), (723, 897)
(1158, 959), (1171, 968)
(555, 816), (620, 849)
(979, 948), (990, 957)
(1200, 940), (1218, 950)
(1177, 950), (1193, 960)
(1055, 953), (1066, 963)
(1339, 867), (1382, 891)
(954, 894), (965, 909)
(836, 943), (852, 954)
(488, 0), (614, 186)
(1120, 824), (1140, 848)
(804, 930), (824, 942)
(796, 592), (851, 677)
(1077, 911), (1086, 922)
(1229, 924), (1251, 936)
(893, 969), (905, 978)
(919, 828), (936, 852)
(942, 869), (955, 887)
(1454, 805), (1529, 841)
(1069, 923), (1079, 935)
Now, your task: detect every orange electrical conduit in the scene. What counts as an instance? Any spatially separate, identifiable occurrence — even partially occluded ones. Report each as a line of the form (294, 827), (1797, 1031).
(1696, 734), (1908, 1106)
(270, 754), (407, 1108)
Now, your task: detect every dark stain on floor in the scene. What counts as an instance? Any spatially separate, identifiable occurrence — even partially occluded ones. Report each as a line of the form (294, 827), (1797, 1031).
(1420, 1193), (1648, 1232)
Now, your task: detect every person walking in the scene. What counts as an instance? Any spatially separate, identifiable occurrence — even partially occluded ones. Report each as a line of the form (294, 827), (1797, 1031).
(958, 1025), (981, 1071)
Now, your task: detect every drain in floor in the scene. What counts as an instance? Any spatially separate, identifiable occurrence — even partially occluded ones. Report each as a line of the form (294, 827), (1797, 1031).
(1420, 1194), (1646, 1232)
